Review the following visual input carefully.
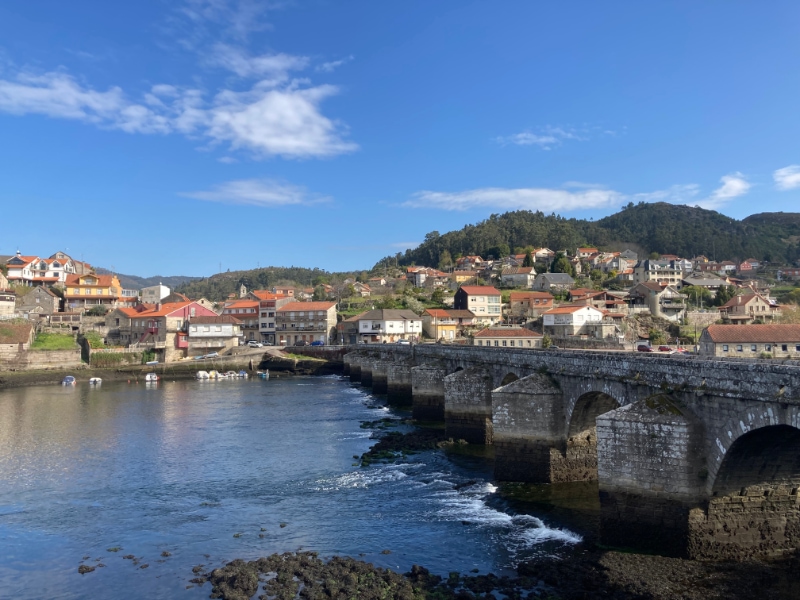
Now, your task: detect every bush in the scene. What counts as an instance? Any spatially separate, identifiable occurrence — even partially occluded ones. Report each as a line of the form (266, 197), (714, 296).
(83, 331), (105, 349)
(86, 306), (109, 317)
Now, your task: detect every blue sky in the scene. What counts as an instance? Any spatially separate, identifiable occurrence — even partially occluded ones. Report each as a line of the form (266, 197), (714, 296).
(1, 1), (799, 277)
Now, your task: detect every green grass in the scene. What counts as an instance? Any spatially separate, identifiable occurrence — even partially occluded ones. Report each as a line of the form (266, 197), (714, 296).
(31, 332), (78, 350)
(83, 331), (105, 349)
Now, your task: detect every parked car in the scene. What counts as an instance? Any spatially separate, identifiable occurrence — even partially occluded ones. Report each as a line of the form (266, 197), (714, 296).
(658, 345), (672, 352)
(310, 340), (325, 346)
(248, 341), (263, 348)
(206, 352), (220, 358)
(294, 340), (308, 346)
(637, 346), (655, 352)
(396, 339), (411, 345)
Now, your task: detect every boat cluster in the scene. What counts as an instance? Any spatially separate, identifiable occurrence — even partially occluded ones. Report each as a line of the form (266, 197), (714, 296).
(196, 369), (252, 380)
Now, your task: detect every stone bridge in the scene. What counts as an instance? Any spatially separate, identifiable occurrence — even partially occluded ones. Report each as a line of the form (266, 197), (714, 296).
(340, 344), (800, 560)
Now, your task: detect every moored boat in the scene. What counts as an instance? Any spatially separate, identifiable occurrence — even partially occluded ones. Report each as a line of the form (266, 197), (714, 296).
(145, 373), (159, 382)
(88, 377), (102, 385)
(238, 370), (249, 379)
(224, 370), (238, 378)
(196, 370), (210, 380)
(256, 370), (269, 380)
(61, 375), (76, 386)
(208, 370), (220, 379)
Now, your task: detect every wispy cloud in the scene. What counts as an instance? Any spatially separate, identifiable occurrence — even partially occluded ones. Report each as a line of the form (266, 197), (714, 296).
(632, 184), (701, 205)
(180, 178), (331, 207)
(697, 172), (750, 209)
(316, 55), (354, 73)
(207, 43), (309, 79)
(404, 186), (621, 212)
(495, 126), (587, 150)
(774, 165), (800, 191)
(0, 70), (357, 158)
(178, 0), (278, 43)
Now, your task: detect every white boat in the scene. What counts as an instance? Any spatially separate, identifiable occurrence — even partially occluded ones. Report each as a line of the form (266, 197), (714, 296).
(224, 370), (238, 378)
(208, 370), (220, 379)
(145, 373), (159, 382)
(61, 375), (76, 386)
(88, 377), (102, 385)
(196, 370), (210, 380)
(238, 370), (249, 379)
(256, 370), (269, 380)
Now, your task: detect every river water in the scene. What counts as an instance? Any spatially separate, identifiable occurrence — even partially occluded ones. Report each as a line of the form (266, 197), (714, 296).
(0, 375), (581, 599)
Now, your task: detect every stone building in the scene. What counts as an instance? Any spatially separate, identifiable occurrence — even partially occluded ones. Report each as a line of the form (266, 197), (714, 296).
(508, 291), (554, 322)
(472, 327), (542, 348)
(0, 289), (15, 316)
(16, 286), (61, 316)
(699, 324), (800, 358)
(532, 273), (575, 293)
(718, 292), (781, 324)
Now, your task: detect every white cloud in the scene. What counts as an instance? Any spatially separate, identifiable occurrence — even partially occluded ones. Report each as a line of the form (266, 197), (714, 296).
(208, 43), (309, 79)
(774, 165), (800, 191)
(697, 172), (750, 209)
(631, 184), (701, 204)
(404, 187), (621, 212)
(496, 126), (587, 150)
(316, 55), (354, 73)
(179, 0), (276, 42)
(0, 70), (357, 159)
(180, 178), (330, 207)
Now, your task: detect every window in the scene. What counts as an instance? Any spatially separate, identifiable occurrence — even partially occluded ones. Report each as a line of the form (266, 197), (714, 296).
(750, 345), (757, 352)
(203, 326), (210, 332)
(477, 340), (482, 346)
(722, 345), (729, 352)
(796, 345), (800, 352)
(765, 344), (771, 351)
(736, 345), (743, 352)
(215, 326), (222, 332)
(527, 340), (532, 347)
(502, 340), (507, 346)
(782, 344), (788, 351)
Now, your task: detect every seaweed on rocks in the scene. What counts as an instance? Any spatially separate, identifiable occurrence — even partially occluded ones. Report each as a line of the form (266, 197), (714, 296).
(359, 429), (448, 466)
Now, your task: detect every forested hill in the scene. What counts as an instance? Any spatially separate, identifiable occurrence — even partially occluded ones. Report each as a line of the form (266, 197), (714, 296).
(174, 266), (353, 302)
(389, 203), (800, 268)
(95, 268), (199, 291)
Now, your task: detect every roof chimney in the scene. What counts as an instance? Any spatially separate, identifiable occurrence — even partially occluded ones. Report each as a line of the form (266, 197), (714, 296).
(156, 302), (162, 311)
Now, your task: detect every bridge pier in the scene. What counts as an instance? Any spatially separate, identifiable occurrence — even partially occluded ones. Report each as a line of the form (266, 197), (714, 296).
(371, 360), (388, 394)
(411, 364), (447, 421)
(492, 373), (566, 482)
(386, 361), (413, 405)
(342, 352), (352, 376)
(597, 395), (705, 557)
(444, 367), (493, 444)
(360, 360), (374, 387)
(348, 353), (363, 382)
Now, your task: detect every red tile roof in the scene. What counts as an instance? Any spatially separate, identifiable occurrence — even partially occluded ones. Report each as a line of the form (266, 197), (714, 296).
(474, 328), (542, 338)
(425, 309), (451, 318)
(544, 305), (602, 314)
(277, 301), (336, 312)
(459, 285), (501, 295)
(704, 324), (800, 343)
(223, 300), (260, 309)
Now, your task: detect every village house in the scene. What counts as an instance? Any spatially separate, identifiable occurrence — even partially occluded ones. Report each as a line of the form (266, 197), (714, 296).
(0, 323), (35, 363)
(272, 287), (295, 297)
(499, 267), (537, 288)
(472, 327), (542, 348)
(222, 299), (260, 341)
(4, 251), (78, 286)
(16, 286), (61, 316)
(368, 277), (387, 287)
(451, 270), (479, 284)
(576, 247), (598, 259)
(455, 255), (485, 270)
(337, 314), (362, 345)
(542, 305), (605, 338)
(422, 308), (477, 341)
(569, 289), (629, 312)
(737, 258), (760, 272)
(718, 292), (781, 324)
(632, 259), (687, 288)
(127, 301), (218, 362)
(187, 315), (242, 356)
(532, 272), (575, 293)
(699, 324), (800, 358)
(63, 273), (125, 311)
(453, 285), (502, 325)
(508, 291), (554, 322)
(141, 284), (170, 304)
(355, 309), (422, 344)
(249, 290), (294, 345)
(276, 301), (338, 346)
(681, 275), (730, 298)
(353, 282), (371, 297)
(628, 282), (687, 322)
(777, 268), (800, 281)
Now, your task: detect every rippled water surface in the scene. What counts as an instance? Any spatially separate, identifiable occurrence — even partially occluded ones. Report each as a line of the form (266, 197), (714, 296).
(0, 376), (580, 599)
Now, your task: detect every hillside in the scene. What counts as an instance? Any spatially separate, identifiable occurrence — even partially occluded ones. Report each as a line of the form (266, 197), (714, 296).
(174, 265), (357, 302)
(389, 203), (800, 269)
(95, 268), (200, 291)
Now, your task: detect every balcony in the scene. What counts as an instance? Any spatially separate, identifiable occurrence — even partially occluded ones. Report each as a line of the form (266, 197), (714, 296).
(135, 340), (166, 349)
(188, 340), (227, 349)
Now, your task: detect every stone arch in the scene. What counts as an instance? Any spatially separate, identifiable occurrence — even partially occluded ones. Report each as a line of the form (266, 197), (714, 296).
(499, 372), (519, 387)
(708, 403), (800, 493)
(711, 425), (800, 497)
(567, 391), (621, 437)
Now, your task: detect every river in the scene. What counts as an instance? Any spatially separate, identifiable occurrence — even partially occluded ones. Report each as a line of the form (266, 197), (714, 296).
(0, 375), (581, 599)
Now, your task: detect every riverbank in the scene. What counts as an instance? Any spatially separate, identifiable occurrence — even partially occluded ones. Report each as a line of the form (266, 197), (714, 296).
(195, 547), (799, 600)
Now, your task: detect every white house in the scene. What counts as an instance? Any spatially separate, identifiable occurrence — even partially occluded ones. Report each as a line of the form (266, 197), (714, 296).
(356, 309), (422, 343)
(542, 305), (604, 337)
(141, 284), (171, 304)
(187, 315), (242, 355)
(500, 267), (537, 288)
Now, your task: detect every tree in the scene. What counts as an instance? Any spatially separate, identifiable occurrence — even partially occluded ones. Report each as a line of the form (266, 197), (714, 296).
(522, 251), (534, 268)
(313, 286), (327, 301)
(551, 253), (574, 276)
(431, 288), (444, 305)
(438, 249), (453, 271)
(404, 297), (424, 314)
(590, 269), (603, 282)
(682, 285), (713, 308)
(541, 334), (552, 348)
(713, 285), (736, 307)
(648, 328), (666, 345)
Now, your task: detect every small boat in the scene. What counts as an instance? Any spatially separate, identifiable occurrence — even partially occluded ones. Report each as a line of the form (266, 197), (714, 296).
(89, 377), (102, 385)
(238, 370), (249, 379)
(208, 370), (219, 379)
(61, 375), (76, 386)
(145, 360), (159, 366)
(256, 370), (270, 380)
(225, 370), (239, 378)
(196, 370), (210, 380)
(145, 373), (159, 382)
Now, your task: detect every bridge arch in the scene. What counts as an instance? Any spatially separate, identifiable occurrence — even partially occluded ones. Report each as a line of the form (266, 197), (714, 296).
(711, 424), (800, 497)
(567, 391), (621, 438)
(499, 372), (519, 387)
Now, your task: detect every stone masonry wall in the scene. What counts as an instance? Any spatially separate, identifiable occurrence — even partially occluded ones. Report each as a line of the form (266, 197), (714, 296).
(411, 365), (447, 421)
(444, 367), (493, 444)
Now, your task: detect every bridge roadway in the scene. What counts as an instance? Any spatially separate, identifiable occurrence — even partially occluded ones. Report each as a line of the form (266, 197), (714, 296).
(333, 344), (800, 560)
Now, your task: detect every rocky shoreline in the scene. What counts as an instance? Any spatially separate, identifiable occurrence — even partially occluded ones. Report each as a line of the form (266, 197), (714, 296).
(184, 425), (799, 600)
